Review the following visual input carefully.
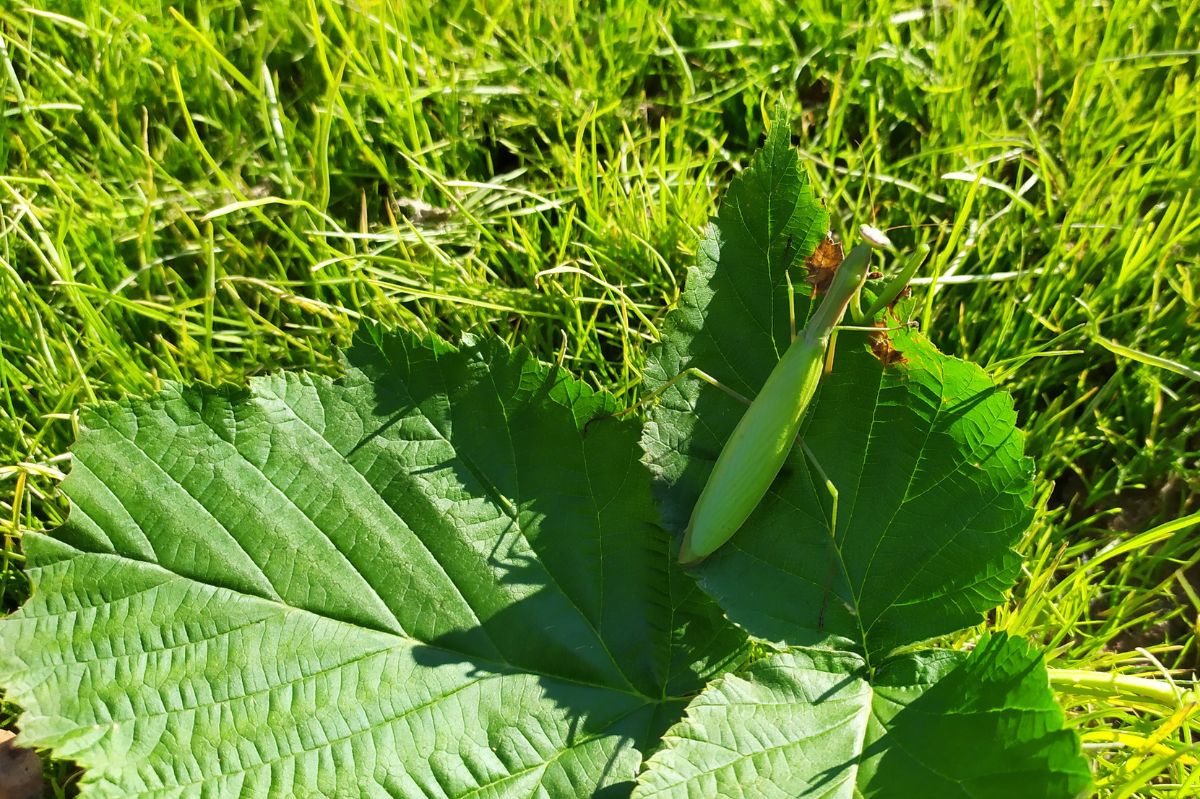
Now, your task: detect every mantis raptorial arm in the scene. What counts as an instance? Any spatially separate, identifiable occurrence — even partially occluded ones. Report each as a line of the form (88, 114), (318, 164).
(856, 243), (932, 323)
(828, 234), (928, 373)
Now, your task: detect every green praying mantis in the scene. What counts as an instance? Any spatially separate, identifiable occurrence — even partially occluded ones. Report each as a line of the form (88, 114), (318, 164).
(670, 225), (931, 565)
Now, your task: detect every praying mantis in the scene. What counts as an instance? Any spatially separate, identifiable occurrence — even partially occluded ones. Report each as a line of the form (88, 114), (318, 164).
(671, 225), (931, 565)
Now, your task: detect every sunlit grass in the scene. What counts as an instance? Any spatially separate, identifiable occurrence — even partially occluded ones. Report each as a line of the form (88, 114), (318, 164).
(1, 0), (1197, 795)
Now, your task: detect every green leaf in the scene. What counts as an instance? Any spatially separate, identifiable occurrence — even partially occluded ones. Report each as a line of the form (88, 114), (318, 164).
(0, 329), (747, 798)
(641, 117), (1028, 662)
(632, 633), (1091, 798)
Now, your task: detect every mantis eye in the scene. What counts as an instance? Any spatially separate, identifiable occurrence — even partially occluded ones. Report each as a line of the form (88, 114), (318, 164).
(859, 224), (895, 251)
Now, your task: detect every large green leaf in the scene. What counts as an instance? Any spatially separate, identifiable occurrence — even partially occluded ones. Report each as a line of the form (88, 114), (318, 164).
(0, 329), (747, 797)
(632, 633), (1091, 798)
(641, 118), (1028, 662)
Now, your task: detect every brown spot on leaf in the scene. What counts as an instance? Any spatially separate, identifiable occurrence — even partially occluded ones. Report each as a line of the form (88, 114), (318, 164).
(805, 232), (843, 296)
(869, 320), (907, 368)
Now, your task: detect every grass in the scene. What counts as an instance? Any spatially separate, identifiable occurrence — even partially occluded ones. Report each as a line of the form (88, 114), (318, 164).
(1, 0), (1197, 795)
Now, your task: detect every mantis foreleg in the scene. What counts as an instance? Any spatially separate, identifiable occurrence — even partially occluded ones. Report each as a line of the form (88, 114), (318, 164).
(854, 243), (932, 324)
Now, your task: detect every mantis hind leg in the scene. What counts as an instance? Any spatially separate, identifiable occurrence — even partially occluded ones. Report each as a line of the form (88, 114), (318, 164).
(799, 437), (847, 632)
(799, 438), (838, 536)
(786, 270), (798, 342)
(615, 367), (752, 419)
(588, 367), (752, 436)
(678, 368), (753, 407)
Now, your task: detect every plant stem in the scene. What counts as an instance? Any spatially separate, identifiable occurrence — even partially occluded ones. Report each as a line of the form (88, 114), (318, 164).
(1049, 668), (1196, 708)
